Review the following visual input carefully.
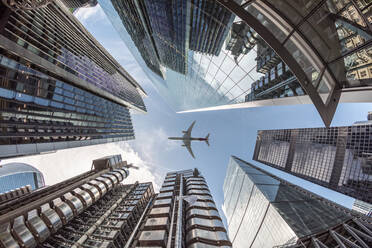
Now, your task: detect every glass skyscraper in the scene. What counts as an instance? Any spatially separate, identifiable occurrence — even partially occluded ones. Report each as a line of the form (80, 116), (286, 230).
(0, 162), (44, 193)
(100, 0), (372, 126)
(223, 156), (372, 247)
(0, 0), (146, 158)
(253, 119), (372, 204)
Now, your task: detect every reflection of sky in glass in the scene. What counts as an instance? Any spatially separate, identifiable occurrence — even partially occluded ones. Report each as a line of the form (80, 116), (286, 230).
(2, 3), (146, 112)
(223, 157), (351, 247)
(99, 0), (261, 112)
(0, 173), (37, 193)
(58, 48), (145, 111)
(0, 164), (45, 193)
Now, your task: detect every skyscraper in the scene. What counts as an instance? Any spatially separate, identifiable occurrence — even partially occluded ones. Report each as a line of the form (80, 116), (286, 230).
(253, 115), (372, 204)
(223, 156), (372, 247)
(132, 168), (231, 247)
(0, 162), (45, 194)
(100, 0), (372, 126)
(0, 0), (147, 159)
(0, 154), (156, 247)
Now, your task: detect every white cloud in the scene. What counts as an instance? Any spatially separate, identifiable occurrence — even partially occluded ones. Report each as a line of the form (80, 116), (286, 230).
(2, 142), (161, 192)
(129, 127), (179, 163)
(74, 5), (105, 24)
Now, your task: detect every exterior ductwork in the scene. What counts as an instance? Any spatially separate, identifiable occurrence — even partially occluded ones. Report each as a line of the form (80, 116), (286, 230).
(0, 155), (130, 248)
(132, 169), (232, 247)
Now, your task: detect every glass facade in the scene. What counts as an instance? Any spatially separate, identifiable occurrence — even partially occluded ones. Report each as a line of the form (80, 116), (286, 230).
(0, 1), (145, 158)
(99, 0), (261, 112)
(0, 1), (145, 111)
(223, 156), (352, 248)
(0, 162), (45, 193)
(100, 0), (371, 126)
(254, 123), (372, 204)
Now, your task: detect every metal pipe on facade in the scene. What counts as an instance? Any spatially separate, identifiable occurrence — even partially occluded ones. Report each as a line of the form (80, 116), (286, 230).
(124, 196), (154, 248)
(0, 169), (113, 225)
(175, 174), (183, 248)
(166, 194), (177, 248)
(71, 185), (135, 248)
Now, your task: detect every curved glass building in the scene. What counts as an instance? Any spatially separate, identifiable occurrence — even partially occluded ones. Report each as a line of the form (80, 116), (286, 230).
(100, 0), (371, 126)
(0, 162), (45, 193)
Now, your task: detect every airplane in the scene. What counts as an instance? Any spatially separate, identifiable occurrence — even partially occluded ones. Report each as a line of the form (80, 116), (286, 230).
(168, 121), (210, 159)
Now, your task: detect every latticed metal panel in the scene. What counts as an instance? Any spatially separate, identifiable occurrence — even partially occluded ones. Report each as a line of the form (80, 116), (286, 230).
(280, 218), (372, 248)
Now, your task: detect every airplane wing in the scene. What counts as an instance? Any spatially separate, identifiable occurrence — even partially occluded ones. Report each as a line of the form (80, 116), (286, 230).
(183, 139), (195, 159)
(183, 121), (196, 139)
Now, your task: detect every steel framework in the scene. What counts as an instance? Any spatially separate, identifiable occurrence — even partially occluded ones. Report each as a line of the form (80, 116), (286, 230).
(215, 0), (371, 126)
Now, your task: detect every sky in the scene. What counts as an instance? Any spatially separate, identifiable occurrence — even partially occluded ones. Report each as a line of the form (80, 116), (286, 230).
(3, 4), (372, 226)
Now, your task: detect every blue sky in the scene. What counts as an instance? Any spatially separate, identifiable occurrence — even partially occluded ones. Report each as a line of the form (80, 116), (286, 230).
(4, 4), (372, 227)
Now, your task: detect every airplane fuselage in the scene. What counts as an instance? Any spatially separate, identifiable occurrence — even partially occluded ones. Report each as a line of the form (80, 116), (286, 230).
(168, 121), (210, 158)
(168, 137), (207, 141)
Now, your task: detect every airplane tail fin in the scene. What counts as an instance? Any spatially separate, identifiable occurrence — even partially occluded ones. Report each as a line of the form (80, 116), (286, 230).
(205, 133), (210, 146)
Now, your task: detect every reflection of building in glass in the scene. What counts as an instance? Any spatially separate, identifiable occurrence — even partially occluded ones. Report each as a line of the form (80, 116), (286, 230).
(332, 0), (372, 84)
(133, 168), (231, 247)
(109, 0), (165, 78)
(189, 0), (235, 56)
(223, 156), (372, 247)
(245, 0), (372, 103)
(0, 1), (146, 158)
(245, 39), (305, 102)
(352, 199), (372, 216)
(143, 0), (188, 75)
(225, 21), (258, 63)
(253, 115), (372, 204)
(0, 163), (44, 193)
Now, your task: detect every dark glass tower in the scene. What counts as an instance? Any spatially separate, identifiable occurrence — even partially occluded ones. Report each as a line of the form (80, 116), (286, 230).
(0, 154), (155, 247)
(108, 0), (165, 78)
(253, 119), (372, 204)
(223, 156), (372, 247)
(0, 1), (146, 158)
(143, 0), (188, 75)
(106, 0), (239, 76)
(132, 168), (231, 247)
(189, 0), (236, 56)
